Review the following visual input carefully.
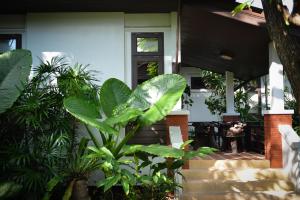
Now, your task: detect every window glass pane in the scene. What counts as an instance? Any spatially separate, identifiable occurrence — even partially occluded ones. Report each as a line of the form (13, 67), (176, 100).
(137, 37), (159, 52)
(137, 61), (159, 84)
(0, 39), (17, 53)
(191, 77), (206, 89)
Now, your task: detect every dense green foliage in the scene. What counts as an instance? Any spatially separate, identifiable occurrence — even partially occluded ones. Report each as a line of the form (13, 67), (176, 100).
(0, 51), (214, 199)
(200, 70), (257, 121)
(64, 74), (215, 198)
(0, 56), (98, 199)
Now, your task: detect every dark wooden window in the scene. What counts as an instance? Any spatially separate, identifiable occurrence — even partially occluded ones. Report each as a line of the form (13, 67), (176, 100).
(128, 32), (166, 145)
(131, 32), (164, 88)
(0, 34), (21, 53)
(191, 77), (206, 89)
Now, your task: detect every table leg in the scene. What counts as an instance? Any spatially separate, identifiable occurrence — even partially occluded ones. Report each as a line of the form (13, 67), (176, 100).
(231, 138), (238, 154)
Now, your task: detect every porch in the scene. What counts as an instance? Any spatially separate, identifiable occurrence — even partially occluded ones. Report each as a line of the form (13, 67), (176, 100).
(173, 0), (296, 168)
(169, 1), (300, 199)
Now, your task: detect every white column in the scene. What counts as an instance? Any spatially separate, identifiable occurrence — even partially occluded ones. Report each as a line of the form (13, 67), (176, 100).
(263, 42), (294, 115)
(269, 42), (285, 111)
(224, 71), (238, 115)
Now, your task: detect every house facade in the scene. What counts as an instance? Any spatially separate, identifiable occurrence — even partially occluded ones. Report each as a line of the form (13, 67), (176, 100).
(0, 12), (176, 88)
(2, 0), (293, 122)
(1, 0), (300, 198)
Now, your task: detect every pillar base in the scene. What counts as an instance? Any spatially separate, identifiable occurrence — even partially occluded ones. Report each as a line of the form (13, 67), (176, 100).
(165, 110), (189, 169)
(263, 111), (293, 168)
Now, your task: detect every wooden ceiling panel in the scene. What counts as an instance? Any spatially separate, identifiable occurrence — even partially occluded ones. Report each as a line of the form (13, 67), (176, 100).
(181, 1), (269, 81)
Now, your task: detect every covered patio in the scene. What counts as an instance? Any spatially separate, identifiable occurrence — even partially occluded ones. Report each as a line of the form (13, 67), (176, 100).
(174, 0), (295, 167)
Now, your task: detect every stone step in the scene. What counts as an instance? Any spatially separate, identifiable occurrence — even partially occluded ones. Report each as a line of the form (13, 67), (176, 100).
(189, 159), (270, 169)
(183, 179), (294, 193)
(182, 168), (289, 181)
(180, 191), (300, 200)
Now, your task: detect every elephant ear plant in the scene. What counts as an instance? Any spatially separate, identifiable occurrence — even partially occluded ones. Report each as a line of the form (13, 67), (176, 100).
(0, 49), (32, 114)
(63, 74), (214, 198)
(0, 49), (32, 199)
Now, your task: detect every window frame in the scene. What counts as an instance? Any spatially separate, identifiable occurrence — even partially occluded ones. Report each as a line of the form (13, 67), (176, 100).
(131, 32), (164, 88)
(131, 32), (164, 56)
(190, 76), (206, 90)
(0, 34), (22, 51)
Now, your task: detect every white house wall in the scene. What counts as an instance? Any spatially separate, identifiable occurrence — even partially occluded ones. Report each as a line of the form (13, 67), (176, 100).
(26, 12), (125, 82)
(2, 12), (177, 86)
(180, 67), (221, 122)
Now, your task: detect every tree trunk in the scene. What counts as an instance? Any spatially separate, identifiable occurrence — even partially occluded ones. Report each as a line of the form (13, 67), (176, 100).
(261, 0), (300, 115)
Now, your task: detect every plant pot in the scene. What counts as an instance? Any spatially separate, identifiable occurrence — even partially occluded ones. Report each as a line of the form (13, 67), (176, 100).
(72, 179), (90, 200)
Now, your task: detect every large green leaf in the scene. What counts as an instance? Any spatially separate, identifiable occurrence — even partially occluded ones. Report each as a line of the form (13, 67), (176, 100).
(183, 147), (217, 160)
(104, 107), (143, 126)
(0, 49), (32, 114)
(88, 146), (115, 158)
(121, 179), (130, 195)
(100, 78), (132, 117)
(97, 174), (121, 192)
(123, 144), (184, 158)
(0, 181), (22, 199)
(128, 74), (186, 126)
(64, 96), (118, 135)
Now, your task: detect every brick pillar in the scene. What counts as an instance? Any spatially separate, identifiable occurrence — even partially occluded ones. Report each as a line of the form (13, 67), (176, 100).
(264, 43), (294, 168)
(165, 110), (189, 169)
(264, 114), (292, 168)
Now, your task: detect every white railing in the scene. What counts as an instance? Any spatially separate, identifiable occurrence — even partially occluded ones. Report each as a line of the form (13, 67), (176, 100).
(279, 125), (300, 193)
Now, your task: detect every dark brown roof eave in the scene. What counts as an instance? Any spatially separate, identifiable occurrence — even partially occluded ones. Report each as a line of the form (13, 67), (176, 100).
(0, 0), (179, 14)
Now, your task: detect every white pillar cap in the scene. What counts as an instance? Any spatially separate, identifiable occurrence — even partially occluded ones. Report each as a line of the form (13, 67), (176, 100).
(262, 110), (294, 115)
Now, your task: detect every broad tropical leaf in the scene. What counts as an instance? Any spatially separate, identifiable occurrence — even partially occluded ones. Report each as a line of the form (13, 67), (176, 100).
(0, 181), (22, 199)
(121, 179), (130, 195)
(140, 144), (184, 158)
(100, 78), (132, 117)
(0, 49), (32, 113)
(180, 140), (193, 149)
(123, 144), (184, 158)
(104, 107), (143, 126)
(128, 74), (186, 126)
(139, 175), (153, 185)
(97, 174), (121, 192)
(232, 1), (252, 16)
(183, 147), (217, 160)
(88, 146), (114, 158)
(64, 96), (118, 135)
